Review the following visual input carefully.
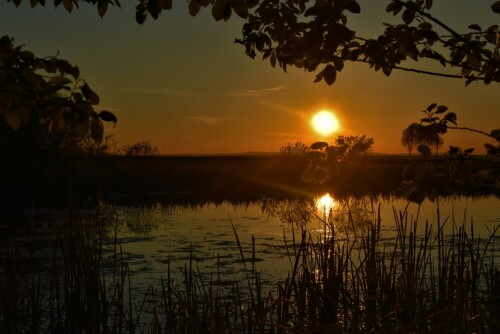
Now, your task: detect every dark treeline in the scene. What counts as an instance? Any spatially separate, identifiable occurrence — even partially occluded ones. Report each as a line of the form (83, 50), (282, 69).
(2, 153), (498, 214)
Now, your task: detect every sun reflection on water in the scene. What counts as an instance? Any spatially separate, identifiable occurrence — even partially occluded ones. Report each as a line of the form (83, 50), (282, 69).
(315, 193), (336, 219)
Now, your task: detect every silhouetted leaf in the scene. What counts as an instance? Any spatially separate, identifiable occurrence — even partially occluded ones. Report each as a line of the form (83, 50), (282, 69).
(492, 1), (500, 14)
(346, 1), (360, 14)
(386, 1), (403, 14)
(48, 75), (72, 85)
(98, 0), (108, 17)
(333, 57), (344, 71)
(425, 0), (433, 10)
(232, 1), (248, 18)
(323, 64), (336, 85)
(435, 105), (448, 114)
(136, 10), (147, 24)
(81, 84), (100, 105)
(468, 24), (482, 31)
(417, 144), (431, 158)
(426, 103), (437, 112)
(212, 0), (227, 21)
(443, 112), (457, 125)
(63, 0), (73, 12)
(90, 118), (104, 143)
(189, 0), (201, 16)
(98, 110), (117, 125)
(491, 129), (500, 141)
(310, 142), (329, 150)
(402, 9), (415, 24)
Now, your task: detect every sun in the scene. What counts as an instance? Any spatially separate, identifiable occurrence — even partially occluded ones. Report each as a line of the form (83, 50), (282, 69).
(311, 110), (340, 136)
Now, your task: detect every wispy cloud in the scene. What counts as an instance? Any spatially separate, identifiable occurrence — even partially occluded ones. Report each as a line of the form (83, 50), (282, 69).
(226, 86), (287, 97)
(99, 87), (202, 97)
(189, 116), (238, 125)
(266, 131), (307, 138)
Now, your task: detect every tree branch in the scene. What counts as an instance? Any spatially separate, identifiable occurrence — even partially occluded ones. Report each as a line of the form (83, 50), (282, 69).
(448, 126), (494, 139)
(352, 59), (484, 81)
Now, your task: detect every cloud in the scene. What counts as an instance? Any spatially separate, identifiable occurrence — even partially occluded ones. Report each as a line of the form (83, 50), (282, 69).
(226, 86), (287, 97)
(189, 116), (238, 125)
(266, 131), (307, 138)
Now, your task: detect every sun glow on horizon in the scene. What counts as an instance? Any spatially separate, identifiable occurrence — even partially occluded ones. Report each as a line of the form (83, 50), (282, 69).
(311, 110), (340, 136)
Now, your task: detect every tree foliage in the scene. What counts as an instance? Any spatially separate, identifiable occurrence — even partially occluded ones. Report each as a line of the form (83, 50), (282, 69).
(400, 104), (500, 203)
(0, 35), (117, 154)
(406, 103), (500, 157)
(122, 140), (159, 156)
(8, 0), (500, 86)
(302, 134), (374, 183)
(279, 140), (310, 157)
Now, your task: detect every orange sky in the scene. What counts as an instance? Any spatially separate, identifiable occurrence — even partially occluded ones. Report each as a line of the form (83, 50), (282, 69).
(1, 1), (499, 154)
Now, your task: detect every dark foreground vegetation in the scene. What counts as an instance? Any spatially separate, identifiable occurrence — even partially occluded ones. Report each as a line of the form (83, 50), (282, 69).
(1, 204), (499, 333)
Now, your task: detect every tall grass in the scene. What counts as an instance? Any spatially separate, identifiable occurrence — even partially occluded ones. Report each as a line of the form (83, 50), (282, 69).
(1, 204), (499, 333)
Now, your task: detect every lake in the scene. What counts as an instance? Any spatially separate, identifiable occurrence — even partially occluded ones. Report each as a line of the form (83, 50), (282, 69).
(98, 194), (500, 293)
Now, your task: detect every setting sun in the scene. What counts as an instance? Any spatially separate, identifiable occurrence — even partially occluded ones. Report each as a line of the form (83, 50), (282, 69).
(311, 110), (340, 136)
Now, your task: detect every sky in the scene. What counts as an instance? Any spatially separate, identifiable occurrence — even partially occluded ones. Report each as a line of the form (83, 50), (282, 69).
(1, 0), (499, 154)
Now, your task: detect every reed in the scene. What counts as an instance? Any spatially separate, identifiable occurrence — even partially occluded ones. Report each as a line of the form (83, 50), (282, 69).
(1, 203), (498, 333)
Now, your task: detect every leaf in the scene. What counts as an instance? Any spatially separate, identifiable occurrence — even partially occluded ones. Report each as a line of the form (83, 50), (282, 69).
(81, 84), (100, 105)
(468, 24), (482, 31)
(443, 112), (457, 125)
(314, 70), (324, 83)
(158, 0), (172, 10)
(425, 0), (432, 10)
(333, 57), (344, 71)
(98, 110), (117, 125)
(492, 1), (500, 14)
(136, 11), (147, 24)
(98, 0), (108, 18)
(491, 129), (500, 142)
(310, 142), (329, 150)
(417, 144), (431, 158)
(232, 1), (248, 19)
(189, 0), (201, 16)
(90, 118), (104, 143)
(323, 64), (336, 85)
(426, 103), (437, 112)
(48, 75), (72, 85)
(435, 105), (448, 114)
(402, 9), (415, 24)
(63, 0), (73, 12)
(346, 0), (360, 14)
(212, 0), (227, 21)
(4, 109), (22, 130)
